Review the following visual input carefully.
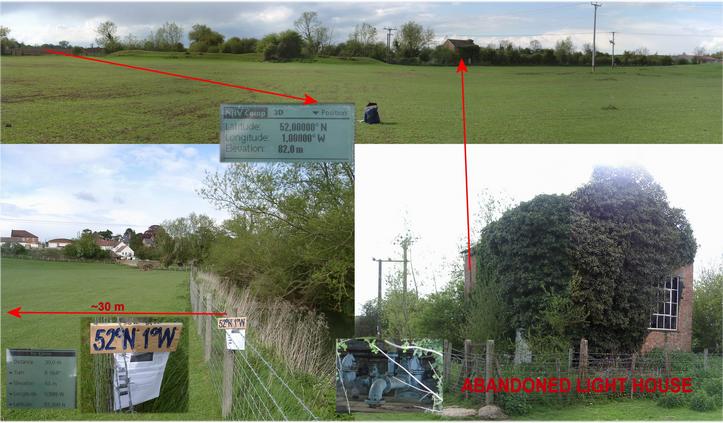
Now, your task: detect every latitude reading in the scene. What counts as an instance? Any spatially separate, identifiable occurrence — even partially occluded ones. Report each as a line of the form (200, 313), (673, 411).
(220, 103), (354, 162)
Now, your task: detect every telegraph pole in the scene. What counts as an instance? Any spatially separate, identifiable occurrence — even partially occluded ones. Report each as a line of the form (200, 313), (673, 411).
(383, 27), (396, 64)
(372, 257), (405, 338)
(609, 31), (616, 69)
(591, 2), (602, 72)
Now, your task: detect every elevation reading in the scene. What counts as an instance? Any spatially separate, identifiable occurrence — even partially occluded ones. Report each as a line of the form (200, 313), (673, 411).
(220, 103), (354, 162)
(6, 349), (77, 409)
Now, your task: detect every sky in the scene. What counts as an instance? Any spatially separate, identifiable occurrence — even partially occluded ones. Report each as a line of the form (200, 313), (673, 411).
(1, 1), (722, 55)
(355, 145), (723, 314)
(0, 144), (231, 240)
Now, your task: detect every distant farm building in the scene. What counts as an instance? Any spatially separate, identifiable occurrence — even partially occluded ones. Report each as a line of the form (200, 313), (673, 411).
(1, 229), (41, 248)
(47, 238), (73, 248)
(442, 39), (478, 53)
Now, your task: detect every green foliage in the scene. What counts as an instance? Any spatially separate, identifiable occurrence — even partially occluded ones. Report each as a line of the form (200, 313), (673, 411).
(481, 194), (572, 332)
(692, 263), (723, 353)
(198, 163), (353, 329)
(688, 392), (717, 412)
(188, 24), (224, 49)
(702, 378), (722, 406)
(497, 391), (532, 415)
(569, 166), (696, 352)
(1, 242), (27, 256)
(223, 37), (257, 54)
(63, 233), (109, 260)
(156, 213), (218, 266)
(657, 393), (688, 408)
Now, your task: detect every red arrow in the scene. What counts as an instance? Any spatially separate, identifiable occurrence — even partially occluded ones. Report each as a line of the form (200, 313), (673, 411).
(7, 306), (226, 319)
(45, 49), (318, 105)
(457, 59), (472, 271)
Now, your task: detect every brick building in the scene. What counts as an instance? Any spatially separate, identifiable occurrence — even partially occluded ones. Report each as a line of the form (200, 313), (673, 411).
(442, 39), (477, 54)
(1, 229), (41, 248)
(463, 251), (694, 352)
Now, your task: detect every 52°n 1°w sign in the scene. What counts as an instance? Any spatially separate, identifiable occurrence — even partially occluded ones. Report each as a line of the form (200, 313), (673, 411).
(89, 323), (183, 354)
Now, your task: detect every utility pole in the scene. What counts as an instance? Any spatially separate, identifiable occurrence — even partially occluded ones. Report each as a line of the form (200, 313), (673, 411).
(591, 2), (602, 72)
(383, 27), (396, 64)
(609, 31), (616, 69)
(372, 257), (405, 338)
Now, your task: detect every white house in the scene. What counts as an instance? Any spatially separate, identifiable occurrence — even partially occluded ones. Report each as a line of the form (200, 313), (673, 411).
(47, 238), (73, 248)
(111, 241), (135, 260)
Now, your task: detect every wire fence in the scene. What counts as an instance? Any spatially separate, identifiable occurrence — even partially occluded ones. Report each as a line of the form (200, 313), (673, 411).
(445, 339), (722, 405)
(190, 270), (334, 420)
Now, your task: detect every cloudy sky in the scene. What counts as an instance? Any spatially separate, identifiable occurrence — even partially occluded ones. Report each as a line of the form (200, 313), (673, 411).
(0, 145), (230, 240)
(355, 145), (723, 313)
(1, 1), (721, 54)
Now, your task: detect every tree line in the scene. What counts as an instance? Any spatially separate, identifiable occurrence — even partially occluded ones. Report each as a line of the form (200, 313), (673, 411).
(4, 13), (715, 65)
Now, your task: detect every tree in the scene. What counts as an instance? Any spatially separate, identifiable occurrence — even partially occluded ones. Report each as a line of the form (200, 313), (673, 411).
(155, 22), (183, 50)
(529, 39), (542, 52)
(347, 23), (377, 56)
(294, 11), (330, 56)
(554, 37), (574, 65)
(198, 163), (354, 329)
(394, 21), (434, 59)
(58, 40), (70, 49)
(692, 263), (722, 353)
(96, 229), (113, 240)
(223, 37), (257, 54)
(95, 21), (121, 52)
(188, 24), (224, 52)
(276, 30), (303, 59)
(693, 46), (707, 64)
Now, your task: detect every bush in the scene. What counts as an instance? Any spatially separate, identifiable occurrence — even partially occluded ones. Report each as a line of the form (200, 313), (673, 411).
(1, 243), (28, 256)
(71, 46), (83, 55)
(206, 45), (219, 53)
(702, 378), (722, 406)
(657, 393), (688, 408)
(497, 391), (531, 415)
(689, 392), (717, 412)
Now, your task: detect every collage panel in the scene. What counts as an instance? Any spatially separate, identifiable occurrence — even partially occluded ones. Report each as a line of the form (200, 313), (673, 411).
(1, 145), (352, 420)
(353, 144), (723, 420)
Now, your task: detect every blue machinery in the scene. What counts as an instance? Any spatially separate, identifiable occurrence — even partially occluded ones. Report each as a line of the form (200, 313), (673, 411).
(338, 341), (435, 408)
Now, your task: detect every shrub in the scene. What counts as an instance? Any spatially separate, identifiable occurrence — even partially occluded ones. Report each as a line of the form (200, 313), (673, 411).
(689, 392), (716, 412)
(497, 391), (531, 415)
(702, 378), (722, 406)
(657, 393), (688, 408)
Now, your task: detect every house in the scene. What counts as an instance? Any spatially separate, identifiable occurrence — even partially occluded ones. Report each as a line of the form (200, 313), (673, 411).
(442, 39), (477, 53)
(112, 242), (135, 260)
(96, 239), (118, 251)
(462, 251), (694, 352)
(47, 238), (73, 248)
(95, 239), (135, 259)
(1, 229), (41, 248)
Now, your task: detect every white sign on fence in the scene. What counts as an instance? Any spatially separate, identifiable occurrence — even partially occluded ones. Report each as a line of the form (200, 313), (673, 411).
(225, 329), (246, 351)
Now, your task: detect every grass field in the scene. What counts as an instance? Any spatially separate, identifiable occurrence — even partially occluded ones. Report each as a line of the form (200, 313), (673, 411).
(1, 52), (720, 143)
(0, 258), (220, 420)
(518, 398), (723, 420)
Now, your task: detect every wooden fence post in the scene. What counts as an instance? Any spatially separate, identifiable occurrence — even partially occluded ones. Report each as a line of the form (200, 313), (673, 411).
(704, 348), (709, 371)
(568, 347), (573, 371)
(196, 285), (204, 336)
(579, 338), (588, 380)
(485, 340), (494, 406)
(222, 307), (234, 418)
(443, 340), (451, 391)
(464, 339), (471, 400)
(204, 293), (213, 362)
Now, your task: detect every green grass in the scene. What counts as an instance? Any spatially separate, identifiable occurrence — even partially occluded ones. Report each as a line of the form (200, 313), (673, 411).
(517, 398), (723, 420)
(0, 258), (220, 420)
(1, 53), (720, 143)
